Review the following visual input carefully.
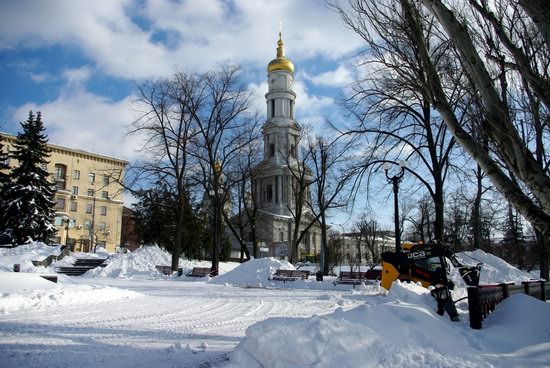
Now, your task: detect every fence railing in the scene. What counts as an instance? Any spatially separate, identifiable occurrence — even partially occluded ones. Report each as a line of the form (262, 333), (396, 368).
(467, 280), (549, 329)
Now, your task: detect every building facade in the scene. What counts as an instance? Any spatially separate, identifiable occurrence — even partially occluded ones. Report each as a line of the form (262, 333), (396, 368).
(1, 133), (128, 253)
(232, 33), (321, 260)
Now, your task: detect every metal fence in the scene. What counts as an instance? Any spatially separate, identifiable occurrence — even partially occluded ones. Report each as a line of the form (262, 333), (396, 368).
(467, 280), (549, 329)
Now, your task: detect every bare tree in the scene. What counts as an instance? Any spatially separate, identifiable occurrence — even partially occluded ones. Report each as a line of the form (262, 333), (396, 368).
(127, 71), (198, 271)
(401, 0), (550, 277)
(226, 134), (263, 260)
(330, 0), (464, 241)
(353, 214), (383, 266)
(185, 65), (259, 274)
(305, 133), (354, 274)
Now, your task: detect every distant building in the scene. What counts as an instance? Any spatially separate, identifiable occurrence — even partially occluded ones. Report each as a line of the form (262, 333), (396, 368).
(1, 133), (128, 252)
(120, 206), (141, 251)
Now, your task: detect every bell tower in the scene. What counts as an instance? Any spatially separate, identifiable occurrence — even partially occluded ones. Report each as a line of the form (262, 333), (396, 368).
(252, 32), (303, 216)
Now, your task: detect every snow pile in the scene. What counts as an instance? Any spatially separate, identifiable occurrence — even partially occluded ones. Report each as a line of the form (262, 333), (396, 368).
(454, 249), (533, 285)
(0, 273), (142, 314)
(0, 242), (62, 272)
(228, 282), (550, 368)
(87, 245), (173, 278)
(209, 258), (294, 287)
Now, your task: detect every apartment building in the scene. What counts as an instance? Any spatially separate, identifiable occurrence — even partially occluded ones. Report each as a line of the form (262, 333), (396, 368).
(1, 133), (128, 253)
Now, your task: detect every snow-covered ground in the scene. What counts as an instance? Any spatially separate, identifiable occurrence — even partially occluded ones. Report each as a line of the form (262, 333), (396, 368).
(0, 244), (548, 367)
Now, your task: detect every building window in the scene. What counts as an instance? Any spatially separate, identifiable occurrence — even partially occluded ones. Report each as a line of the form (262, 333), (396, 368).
(54, 216), (63, 226)
(280, 231), (284, 242)
(56, 198), (65, 210)
(73, 170), (80, 179)
(100, 206), (107, 216)
(270, 99), (275, 118)
(70, 201), (77, 212)
(72, 186), (79, 195)
(103, 175), (109, 185)
(269, 143), (275, 157)
(290, 100), (294, 118)
(54, 164), (67, 190)
(87, 188), (94, 197)
(102, 191), (109, 199)
(54, 164), (65, 180)
(84, 220), (91, 230)
(88, 173), (95, 183)
(99, 222), (107, 231)
(86, 204), (93, 214)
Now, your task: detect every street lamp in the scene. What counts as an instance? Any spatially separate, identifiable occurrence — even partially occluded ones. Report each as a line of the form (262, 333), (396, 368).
(61, 214), (70, 247)
(210, 161), (224, 276)
(383, 160), (407, 253)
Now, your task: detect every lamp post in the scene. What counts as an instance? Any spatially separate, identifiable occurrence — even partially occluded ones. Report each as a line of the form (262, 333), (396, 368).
(383, 160), (407, 253)
(210, 161), (223, 276)
(61, 215), (70, 247)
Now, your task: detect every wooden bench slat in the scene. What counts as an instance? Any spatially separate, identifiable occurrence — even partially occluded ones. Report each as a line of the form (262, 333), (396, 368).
(187, 267), (213, 277)
(334, 270), (381, 286)
(270, 269), (310, 282)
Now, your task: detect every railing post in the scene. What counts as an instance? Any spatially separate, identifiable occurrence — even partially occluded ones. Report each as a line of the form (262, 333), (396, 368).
(523, 281), (530, 296)
(468, 286), (482, 330)
(500, 283), (509, 299)
(541, 280), (546, 301)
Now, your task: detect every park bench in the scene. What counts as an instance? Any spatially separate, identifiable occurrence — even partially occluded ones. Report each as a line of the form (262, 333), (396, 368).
(269, 269), (310, 282)
(156, 265), (184, 276)
(334, 269), (381, 286)
(187, 267), (213, 277)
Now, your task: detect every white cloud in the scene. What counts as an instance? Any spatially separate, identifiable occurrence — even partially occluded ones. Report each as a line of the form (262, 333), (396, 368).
(247, 79), (334, 126)
(11, 89), (142, 162)
(305, 65), (354, 87)
(0, 0), (363, 79)
(62, 67), (92, 88)
(29, 73), (51, 83)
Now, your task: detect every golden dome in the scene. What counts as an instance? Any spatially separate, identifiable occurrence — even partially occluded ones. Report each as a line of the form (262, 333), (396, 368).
(267, 32), (294, 74)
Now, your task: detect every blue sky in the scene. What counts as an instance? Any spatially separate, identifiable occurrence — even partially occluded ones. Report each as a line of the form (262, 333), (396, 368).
(0, 0), (399, 229)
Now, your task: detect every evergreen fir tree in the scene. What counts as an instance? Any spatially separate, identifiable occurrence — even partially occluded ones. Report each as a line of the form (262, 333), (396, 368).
(0, 135), (12, 244)
(0, 134), (10, 187)
(0, 112), (56, 245)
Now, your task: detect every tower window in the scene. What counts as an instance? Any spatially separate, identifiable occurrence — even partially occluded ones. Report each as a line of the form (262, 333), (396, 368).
(270, 99), (275, 118)
(270, 143), (275, 157)
(266, 184), (273, 203)
(290, 100), (294, 118)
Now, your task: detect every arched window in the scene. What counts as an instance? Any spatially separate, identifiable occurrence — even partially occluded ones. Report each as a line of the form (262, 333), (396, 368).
(270, 143), (275, 157)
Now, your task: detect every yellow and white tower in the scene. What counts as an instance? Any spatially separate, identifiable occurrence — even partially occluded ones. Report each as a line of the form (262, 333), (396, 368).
(251, 32), (305, 217)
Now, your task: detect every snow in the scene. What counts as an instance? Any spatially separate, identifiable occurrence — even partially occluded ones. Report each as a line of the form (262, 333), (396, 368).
(455, 249), (533, 284)
(209, 257), (295, 287)
(0, 242), (62, 272)
(0, 242), (549, 367)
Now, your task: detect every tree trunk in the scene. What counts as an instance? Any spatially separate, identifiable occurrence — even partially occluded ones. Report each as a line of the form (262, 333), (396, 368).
(472, 165), (482, 250)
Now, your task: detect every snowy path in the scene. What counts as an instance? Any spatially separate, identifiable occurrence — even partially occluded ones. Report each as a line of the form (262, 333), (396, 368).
(0, 279), (363, 368)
